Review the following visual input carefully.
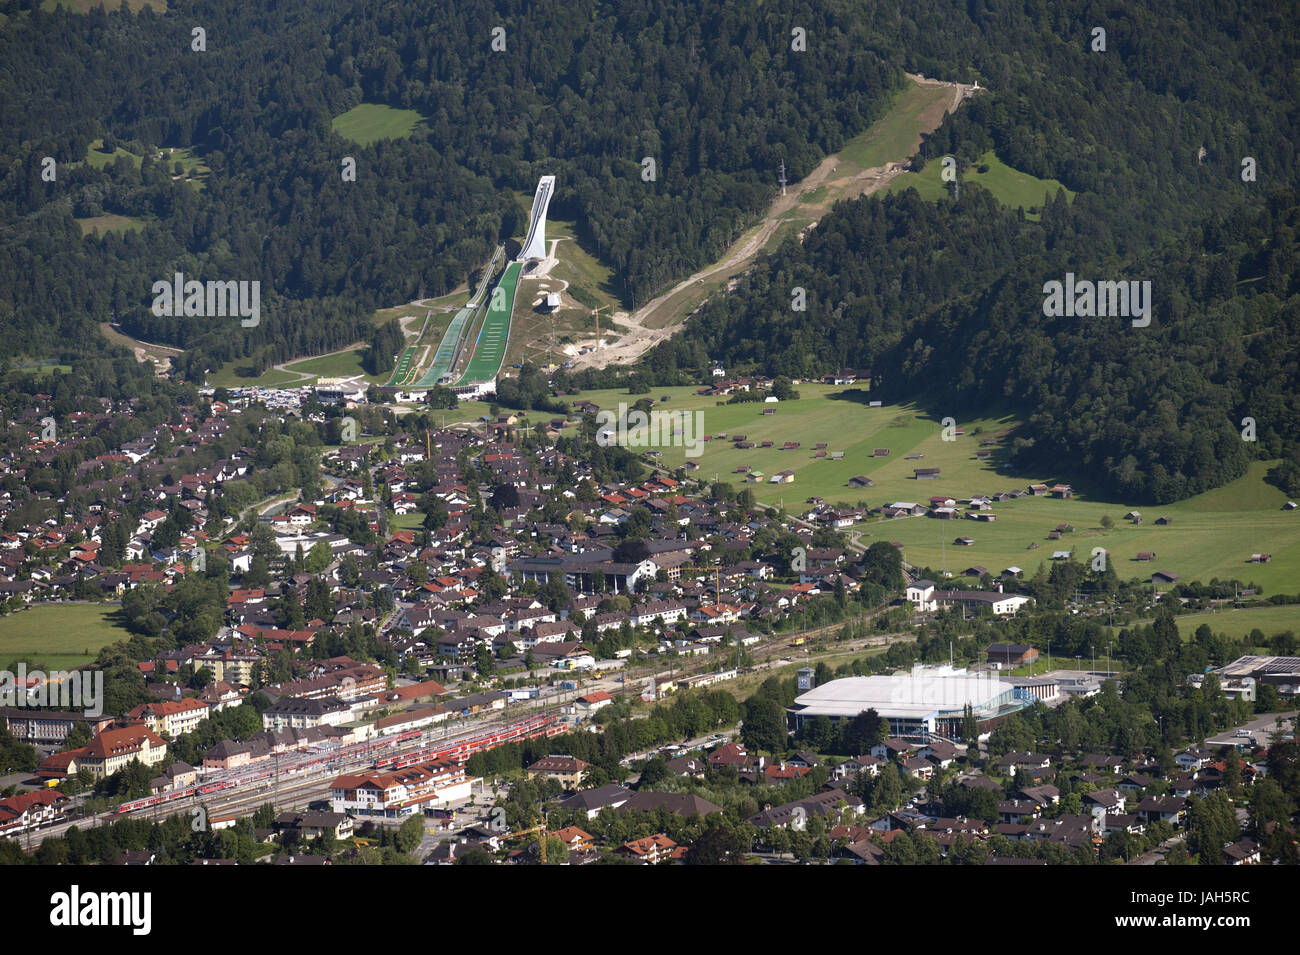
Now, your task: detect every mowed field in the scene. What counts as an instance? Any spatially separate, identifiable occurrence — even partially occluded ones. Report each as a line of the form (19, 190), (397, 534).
(332, 104), (426, 146)
(283, 348), (387, 384)
(837, 81), (956, 171)
(78, 214), (145, 236)
(886, 148), (1074, 218)
(204, 364), (306, 388)
(578, 384), (1300, 592)
(0, 604), (128, 671)
(1167, 605), (1300, 641)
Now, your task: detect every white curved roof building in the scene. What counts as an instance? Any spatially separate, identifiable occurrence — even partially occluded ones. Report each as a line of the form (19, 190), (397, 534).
(791, 666), (1031, 740)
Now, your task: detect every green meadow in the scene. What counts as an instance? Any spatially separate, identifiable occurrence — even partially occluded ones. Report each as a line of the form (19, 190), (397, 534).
(17, 362), (74, 377)
(283, 348), (390, 384)
(204, 365), (304, 388)
(573, 384), (1300, 593)
(78, 213), (145, 236)
(0, 603), (129, 671)
(159, 146), (210, 188)
(887, 149), (1074, 218)
(1169, 605), (1300, 641)
(332, 104), (426, 146)
(837, 82), (956, 171)
(82, 140), (138, 170)
(544, 216), (626, 313)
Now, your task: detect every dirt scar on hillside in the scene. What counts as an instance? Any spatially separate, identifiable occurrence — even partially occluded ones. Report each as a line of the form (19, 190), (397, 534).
(568, 75), (975, 371)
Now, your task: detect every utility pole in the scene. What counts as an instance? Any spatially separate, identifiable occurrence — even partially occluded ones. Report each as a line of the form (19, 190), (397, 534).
(778, 160), (788, 197)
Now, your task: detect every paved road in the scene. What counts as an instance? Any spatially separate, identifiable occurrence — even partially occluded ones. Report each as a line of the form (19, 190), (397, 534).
(1132, 832), (1186, 865)
(1205, 711), (1296, 748)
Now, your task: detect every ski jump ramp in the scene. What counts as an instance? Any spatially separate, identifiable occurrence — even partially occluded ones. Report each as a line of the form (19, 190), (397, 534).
(518, 175), (555, 262)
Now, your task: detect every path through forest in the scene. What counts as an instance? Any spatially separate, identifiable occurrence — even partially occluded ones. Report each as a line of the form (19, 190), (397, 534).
(568, 74), (976, 371)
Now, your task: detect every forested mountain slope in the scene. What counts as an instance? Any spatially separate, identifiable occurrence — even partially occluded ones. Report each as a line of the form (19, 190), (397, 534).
(640, 0), (1300, 503)
(0, 0), (895, 378)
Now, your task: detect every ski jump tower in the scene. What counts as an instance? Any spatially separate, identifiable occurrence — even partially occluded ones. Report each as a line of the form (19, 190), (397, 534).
(518, 175), (555, 262)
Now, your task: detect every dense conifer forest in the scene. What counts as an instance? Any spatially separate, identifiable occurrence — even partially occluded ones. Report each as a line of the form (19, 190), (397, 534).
(0, 0), (894, 377)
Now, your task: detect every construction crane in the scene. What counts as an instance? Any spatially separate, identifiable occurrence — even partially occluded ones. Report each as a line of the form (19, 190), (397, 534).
(504, 821), (551, 863)
(687, 565), (722, 607)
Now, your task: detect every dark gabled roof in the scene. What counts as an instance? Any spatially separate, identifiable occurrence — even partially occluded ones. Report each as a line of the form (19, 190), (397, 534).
(620, 791), (723, 817)
(1223, 837), (1258, 861)
(1136, 795), (1187, 812)
(556, 784), (631, 812)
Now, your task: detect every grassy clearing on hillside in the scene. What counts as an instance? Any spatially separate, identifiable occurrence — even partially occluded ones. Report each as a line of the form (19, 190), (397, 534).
(78, 214), (145, 236)
(0, 604), (129, 670)
(1171, 605), (1300, 641)
(16, 363), (73, 378)
(204, 365), (303, 388)
(886, 149), (1074, 218)
(160, 145), (210, 189)
(837, 83), (955, 171)
(72, 140), (206, 190)
(567, 385), (1300, 592)
(764, 216), (815, 253)
(501, 216), (627, 368)
(282, 349), (385, 383)
(82, 141), (138, 170)
(546, 218), (625, 310)
(332, 104), (426, 145)
(641, 272), (731, 331)
(413, 311), (451, 347)
(98, 323), (178, 361)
